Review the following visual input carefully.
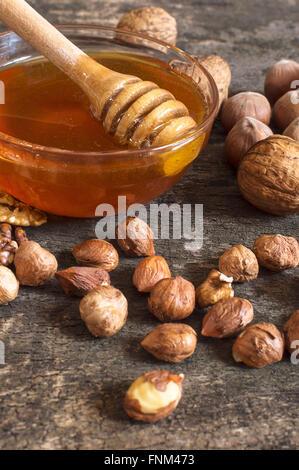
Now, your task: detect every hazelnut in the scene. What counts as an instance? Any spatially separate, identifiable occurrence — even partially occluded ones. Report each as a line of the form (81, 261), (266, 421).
(253, 234), (299, 271)
(196, 269), (234, 308)
(273, 90), (299, 130)
(264, 59), (299, 105)
(55, 266), (110, 297)
(283, 117), (299, 142)
(116, 216), (155, 257)
(221, 92), (271, 133)
(72, 239), (118, 272)
(283, 310), (299, 355)
(148, 276), (195, 321)
(237, 135), (299, 215)
(201, 297), (254, 338)
(225, 117), (273, 168)
(14, 241), (58, 286)
(232, 322), (284, 368)
(0, 266), (19, 304)
(124, 370), (184, 423)
(219, 245), (259, 282)
(141, 323), (197, 362)
(117, 7), (177, 46)
(133, 255), (171, 293)
(79, 285), (128, 338)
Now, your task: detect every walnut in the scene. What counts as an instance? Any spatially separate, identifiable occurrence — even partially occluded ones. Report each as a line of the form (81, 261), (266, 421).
(283, 310), (299, 354)
(133, 255), (171, 292)
(237, 135), (299, 215)
(201, 297), (254, 338)
(141, 323), (197, 363)
(196, 269), (234, 308)
(148, 276), (195, 321)
(117, 7), (177, 47)
(0, 223), (18, 266)
(79, 285), (128, 338)
(124, 370), (184, 423)
(219, 245), (259, 282)
(72, 239), (118, 271)
(254, 234), (299, 271)
(232, 322), (284, 368)
(55, 267), (110, 297)
(0, 190), (47, 226)
(116, 216), (155, 257)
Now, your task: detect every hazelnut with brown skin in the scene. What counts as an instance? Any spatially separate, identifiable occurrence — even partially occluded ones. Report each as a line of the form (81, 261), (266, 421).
(219, 245), (259, 282)
(55, 266), (110, 297)
(232, 322), (284, 368)
(14, 240), (58, 286)
(225, 117), (273, 168)
(116, 216), (155, 257)
(283, 117), (299, 141)
(221, 92), (271, 132)
(283, 310), (299, 355)
(133, 255), (171, 293)
(264, 59), (299, 105)
(79, 285), (128, 338)
(273, 90), (299, 130)
(141, 323), (197, 363)
(253, 234), (299, 271)
(124, 370), (184, 423)
(72, 239), (118, 272)
(0, 265), (19, 304)
(201, 297), (254, 338)
(196, 269), (234, 308)
(148, 276), (195, 321)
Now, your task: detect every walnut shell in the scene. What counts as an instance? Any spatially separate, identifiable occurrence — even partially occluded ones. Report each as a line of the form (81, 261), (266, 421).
(116, 216), (155, 257)
(72, 239), (118, 271)
(283, 117), (299, 142)
(148, 276), (195, 321)
(124, 370), (183, 423)
(117, 7), (177, 46)
(141, 323), (197, 362)
(273, 90), (299, 130)
(201, 297), (254, 338)
(14, 241), (57, 286)
(79, 285), (128, 338)
(232, 322), (284, 368)
(237, 135), (299, 215)
(253, 234), (299, 271)
(283, 310), (299, 354)
(133, 255), (171, 292)
(221, 92), (271, 133)
(219, 245), (259, 282)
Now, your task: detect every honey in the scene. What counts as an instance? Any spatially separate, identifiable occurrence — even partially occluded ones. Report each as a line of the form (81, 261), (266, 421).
(0, 51), (210, 217)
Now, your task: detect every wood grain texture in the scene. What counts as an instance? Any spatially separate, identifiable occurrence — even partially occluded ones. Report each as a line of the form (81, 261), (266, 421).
(0, 0), (298, 450)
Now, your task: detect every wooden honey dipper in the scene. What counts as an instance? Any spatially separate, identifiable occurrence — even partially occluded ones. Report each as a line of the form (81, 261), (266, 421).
(0, 0), (197, 148)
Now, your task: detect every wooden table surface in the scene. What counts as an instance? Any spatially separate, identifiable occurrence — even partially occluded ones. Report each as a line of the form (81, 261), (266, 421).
(0, 0), (298, 450)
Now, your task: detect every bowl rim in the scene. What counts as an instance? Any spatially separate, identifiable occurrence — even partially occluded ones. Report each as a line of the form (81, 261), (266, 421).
(0, 23), (219, 159)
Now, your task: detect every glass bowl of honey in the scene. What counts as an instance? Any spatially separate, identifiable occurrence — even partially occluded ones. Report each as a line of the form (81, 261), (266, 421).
(0, 25), (218, 217)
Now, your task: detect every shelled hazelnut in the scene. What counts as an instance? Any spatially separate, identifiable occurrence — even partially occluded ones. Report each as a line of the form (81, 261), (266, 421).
(14, 240), (58, 286)
(196, 269), (234, 308)
(148, 276), (195, 321)
(124, 370), (184, 423)
(79, 285), (128, 338)
(55, 266), (110, 297)
(141, 323), (197, 363)
(72, 239), (118, 272)
(201, 297), (254, 338)
(264, 59), (299, 105)
(283, 310), (299, 355)
(0, 265), (19, 304)
(232, 322), (284, 368)
(283, 117), (299, 141)
(116, 216), (155, 257)
(221, 92), (271, 132)
(225, 117), (273, 168)
(133, 255), (171, 292)
(253, 234), (299, 271)
(219, 245), (259, 282)
(273, 90), (299, 130)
